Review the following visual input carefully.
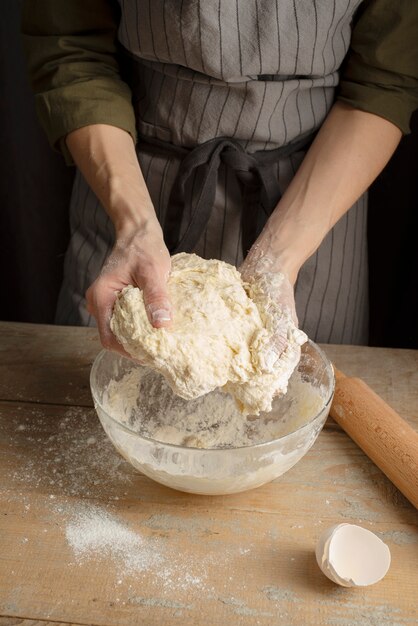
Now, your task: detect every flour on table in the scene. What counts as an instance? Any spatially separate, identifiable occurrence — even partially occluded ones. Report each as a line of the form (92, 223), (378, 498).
(65, 503), (162, 575)
(111, 253), (306, 415)
(102, 366), (324, 449)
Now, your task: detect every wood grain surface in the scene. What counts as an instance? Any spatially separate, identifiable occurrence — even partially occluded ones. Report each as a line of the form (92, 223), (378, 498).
(0, 616), (76, 626)
(0, 322), (417, 626)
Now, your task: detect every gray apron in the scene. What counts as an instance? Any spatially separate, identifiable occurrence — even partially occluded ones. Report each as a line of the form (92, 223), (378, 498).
(56, 0), (368, 345)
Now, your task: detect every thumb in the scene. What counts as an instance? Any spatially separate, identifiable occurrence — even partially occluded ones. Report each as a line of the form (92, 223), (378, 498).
(141, 275), (172, 328)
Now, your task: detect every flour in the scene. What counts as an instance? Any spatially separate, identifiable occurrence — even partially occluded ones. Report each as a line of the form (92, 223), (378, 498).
(102, 365), (325, 449)
(65, 504), (162, 575)
(63, 502), (249, 593)
(7, 405), (132, 499)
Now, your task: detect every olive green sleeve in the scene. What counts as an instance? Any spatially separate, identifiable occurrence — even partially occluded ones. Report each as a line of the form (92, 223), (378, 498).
(21, 0), (137, 164)
(338, 0), (418, 134)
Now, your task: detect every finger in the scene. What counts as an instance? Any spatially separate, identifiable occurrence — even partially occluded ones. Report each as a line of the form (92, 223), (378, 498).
(87, 281), (132, 357)
(141, 274), (172, 329)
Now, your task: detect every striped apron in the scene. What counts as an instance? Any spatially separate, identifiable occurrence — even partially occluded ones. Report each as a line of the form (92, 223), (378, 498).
(56, 0), (368, 345)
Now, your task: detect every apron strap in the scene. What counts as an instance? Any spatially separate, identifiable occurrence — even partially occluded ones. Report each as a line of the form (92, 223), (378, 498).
(138, 132), (315, 256)
(121, 44), (315, 257)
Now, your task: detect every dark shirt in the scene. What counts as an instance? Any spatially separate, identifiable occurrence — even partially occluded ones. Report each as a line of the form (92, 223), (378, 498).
(22, 0), (418, 164)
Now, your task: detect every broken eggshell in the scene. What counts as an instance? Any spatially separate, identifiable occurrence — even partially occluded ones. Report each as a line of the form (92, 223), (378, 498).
(315, 523), (391, 587)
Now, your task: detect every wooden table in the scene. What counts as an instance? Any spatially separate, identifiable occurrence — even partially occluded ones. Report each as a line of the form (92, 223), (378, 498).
(0, 322), (417, 626)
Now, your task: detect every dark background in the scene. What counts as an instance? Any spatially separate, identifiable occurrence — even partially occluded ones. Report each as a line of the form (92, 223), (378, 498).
(1, 1), (417, 348)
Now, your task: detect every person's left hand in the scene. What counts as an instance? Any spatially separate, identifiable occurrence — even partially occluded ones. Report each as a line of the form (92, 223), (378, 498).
(239, 243), (306, 373)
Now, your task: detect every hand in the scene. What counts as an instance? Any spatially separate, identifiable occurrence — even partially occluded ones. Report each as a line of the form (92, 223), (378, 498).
(65, 124), (173, 355)
(240, 242), (306, 370)
(86, 218), (172, 355)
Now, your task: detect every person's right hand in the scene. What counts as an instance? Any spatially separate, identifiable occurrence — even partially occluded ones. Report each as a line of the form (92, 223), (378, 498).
(64, 124), (174, 355)
(86, 217), (172, 355)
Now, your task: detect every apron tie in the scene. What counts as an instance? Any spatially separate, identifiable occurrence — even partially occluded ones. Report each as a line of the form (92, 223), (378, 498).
(120, 45), (315, 255)
(137, 132), (315, 256)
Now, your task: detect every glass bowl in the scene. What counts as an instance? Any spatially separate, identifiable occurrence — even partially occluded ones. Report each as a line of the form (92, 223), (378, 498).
(90, 341), (334, 495)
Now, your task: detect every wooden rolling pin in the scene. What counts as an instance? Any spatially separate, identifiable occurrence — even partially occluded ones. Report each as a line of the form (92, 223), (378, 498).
(330, 368), (418, 509)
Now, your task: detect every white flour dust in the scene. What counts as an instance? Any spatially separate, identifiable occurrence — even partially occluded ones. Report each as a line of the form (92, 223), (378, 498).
(62, 502), (251, 593)
(103, 366), (325, 449)
(6, 405), (132, 499)
(65, 504), (162, 575)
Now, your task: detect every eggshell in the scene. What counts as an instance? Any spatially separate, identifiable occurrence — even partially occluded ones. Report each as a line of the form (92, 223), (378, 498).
(315, 524), (345, 569)
(316, 523), (391, 587)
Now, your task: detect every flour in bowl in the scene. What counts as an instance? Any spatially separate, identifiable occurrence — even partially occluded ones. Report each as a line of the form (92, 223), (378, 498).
(102, 366), (325, 449)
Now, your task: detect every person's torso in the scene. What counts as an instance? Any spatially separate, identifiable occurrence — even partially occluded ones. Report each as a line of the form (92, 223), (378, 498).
(118, 0), (362, 151)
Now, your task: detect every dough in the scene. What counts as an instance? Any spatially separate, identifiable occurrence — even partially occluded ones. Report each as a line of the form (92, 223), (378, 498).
(110, 253), (306, 415)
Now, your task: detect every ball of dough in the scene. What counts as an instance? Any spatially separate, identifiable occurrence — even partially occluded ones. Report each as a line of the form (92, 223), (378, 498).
(110, 253), (306, 415)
